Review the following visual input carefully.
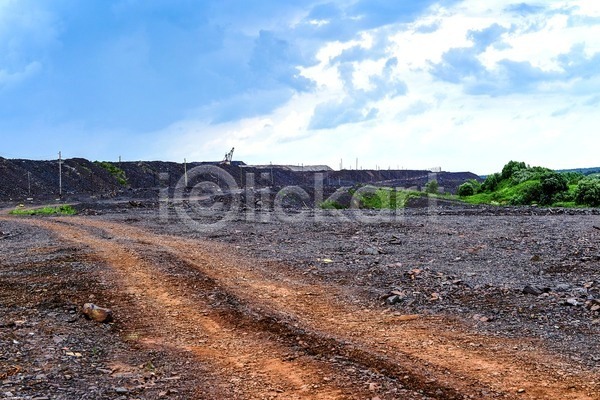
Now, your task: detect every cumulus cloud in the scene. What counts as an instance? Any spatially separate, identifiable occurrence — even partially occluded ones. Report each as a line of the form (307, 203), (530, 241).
(3, 0), (600, 172)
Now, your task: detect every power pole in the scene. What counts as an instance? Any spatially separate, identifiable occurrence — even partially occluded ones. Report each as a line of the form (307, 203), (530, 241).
(184, 158), (188, 187)
(27, 172), (31, 196)
(58, 151), (63, 197)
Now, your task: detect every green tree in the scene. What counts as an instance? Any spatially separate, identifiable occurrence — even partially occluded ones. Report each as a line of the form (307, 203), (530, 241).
(457, 182), (475, 197)
(481, 173), (500, 192)
(501, 161), (527, 180)
(539, 171), (568, 205)
(424, 180), (439, 194)
(575, 177), (600, 206)
(509, 181), (542, 205)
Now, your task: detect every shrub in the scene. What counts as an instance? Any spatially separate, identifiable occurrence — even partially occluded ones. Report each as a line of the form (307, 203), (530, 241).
(320, 200), (345, 210)
(562, 172), (584, 185)
(457, 182), (475, 197)
(510, 166), (551, 185)
(501, 161), (527, 180)
(96, 161), (128, 185)
(481, 173), (500, 192)
(539, 171), (568, 205)
(509, 181), (542, 205)
(575, 177), (600, 206)
(424, 180), (439, 194)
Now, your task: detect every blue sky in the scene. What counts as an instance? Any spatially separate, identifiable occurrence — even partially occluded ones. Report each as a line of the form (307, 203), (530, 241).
(1, 0), (599, 173)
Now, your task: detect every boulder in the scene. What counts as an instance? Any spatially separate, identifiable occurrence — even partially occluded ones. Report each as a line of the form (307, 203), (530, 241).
(82, 303), (113, 323)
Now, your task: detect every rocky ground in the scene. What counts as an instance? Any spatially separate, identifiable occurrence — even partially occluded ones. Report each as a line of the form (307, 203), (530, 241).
(1, 200), (599, 399)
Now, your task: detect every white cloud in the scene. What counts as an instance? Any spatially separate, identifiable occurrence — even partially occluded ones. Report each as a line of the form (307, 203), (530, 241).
(151, 0), (600, 173)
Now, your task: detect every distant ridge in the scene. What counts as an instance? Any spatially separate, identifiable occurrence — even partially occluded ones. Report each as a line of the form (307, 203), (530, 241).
(556, 167), (600, 175)
(0, 157), (480, 201)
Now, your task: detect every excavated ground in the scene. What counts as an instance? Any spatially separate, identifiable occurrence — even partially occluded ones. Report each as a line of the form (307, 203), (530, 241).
(1, 201), (599, 399)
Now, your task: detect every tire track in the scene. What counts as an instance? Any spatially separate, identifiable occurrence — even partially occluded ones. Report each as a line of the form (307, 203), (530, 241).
(8, 215), (600, 399)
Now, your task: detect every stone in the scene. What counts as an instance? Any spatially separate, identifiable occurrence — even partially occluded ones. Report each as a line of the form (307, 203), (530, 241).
(522, 285), (542, 296)
(585, 299), (600, 311)
(361, 247), (380, 256)
(386, 295), (402, 305)
(555, 284), (571, 292)
(564, 298), (580, 307)
(82, 303), (113, 323)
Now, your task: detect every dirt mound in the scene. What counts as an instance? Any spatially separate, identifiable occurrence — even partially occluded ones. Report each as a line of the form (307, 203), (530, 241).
(0, 157), (480, 201)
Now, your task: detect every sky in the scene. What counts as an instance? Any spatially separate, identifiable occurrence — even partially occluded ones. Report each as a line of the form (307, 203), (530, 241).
(1, 1), (599, 174)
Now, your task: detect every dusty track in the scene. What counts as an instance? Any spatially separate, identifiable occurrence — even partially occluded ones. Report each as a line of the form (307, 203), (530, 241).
(5, 215), (600, 399)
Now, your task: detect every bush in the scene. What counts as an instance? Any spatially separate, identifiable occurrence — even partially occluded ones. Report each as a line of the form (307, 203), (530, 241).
(575, 177), (600, 206)
(320, 200), (345, 210)
(481, 173), (500, 192)
(501, 161), (527, 180)
(457, 182), (475, 197)
(539, 171), (568, 205)
(510, 166), (551, 185)
(96, 161), (128, 185)
(562, 171), (584, 185)
(509, 181), (542, 205)
(424, 180), (439, 194)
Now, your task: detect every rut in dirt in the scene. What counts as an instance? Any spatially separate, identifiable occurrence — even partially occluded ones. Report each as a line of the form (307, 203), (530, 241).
(8, 216), (436, 400)
(8, 215), (600, 400)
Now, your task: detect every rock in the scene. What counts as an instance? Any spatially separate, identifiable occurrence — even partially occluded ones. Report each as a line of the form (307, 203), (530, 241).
(530, 255), (541, 262)
(82, 303), (113, 323)
(522, 285), (542, 296)
(114, 387), (129, 394)
(564, 298), (580, 307)
(585, 299), (600, 311)
(473, 314), (494, 322)
(555, 284), (571, 292)
(361, 247), (380, 256)
(386, 295), (402, 305)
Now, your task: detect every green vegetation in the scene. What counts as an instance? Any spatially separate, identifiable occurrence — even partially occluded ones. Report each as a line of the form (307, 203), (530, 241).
(424, 180), (439, 194)
(357, 187), (431, 209)
(457, 179), (481, 197)
(95, 161), (128, 185)
(10, 205), (77, 216)
(574, 177), (600, 206)
(320, 186), (432, 210)
(459, 160), (600, 207)
(319, 200), (346, 210)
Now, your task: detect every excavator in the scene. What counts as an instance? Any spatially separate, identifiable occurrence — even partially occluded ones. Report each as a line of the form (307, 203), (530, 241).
(221, 147), (234, 165)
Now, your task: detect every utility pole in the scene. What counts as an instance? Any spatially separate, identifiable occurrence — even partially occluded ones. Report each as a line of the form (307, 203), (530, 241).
(58, 151), (63, 197)
(27, 172), (31, 196)
(184, 158), (188, 187)
(356, 158), (358, 170)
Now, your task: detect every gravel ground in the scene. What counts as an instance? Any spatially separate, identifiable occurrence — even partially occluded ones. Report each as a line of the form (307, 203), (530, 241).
(2, 200), (600, 399)
(127, 203), (600, 369)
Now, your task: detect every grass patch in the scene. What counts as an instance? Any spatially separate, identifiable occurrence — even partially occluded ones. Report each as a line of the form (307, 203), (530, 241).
(355, 187), (428, 209)
(10, 205), (77, 216)
(95, 161), (128, 185)
(319, 200), (346, 209)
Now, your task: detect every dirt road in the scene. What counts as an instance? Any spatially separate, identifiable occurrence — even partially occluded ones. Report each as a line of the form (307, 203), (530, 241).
(2, 214), (599, 399)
